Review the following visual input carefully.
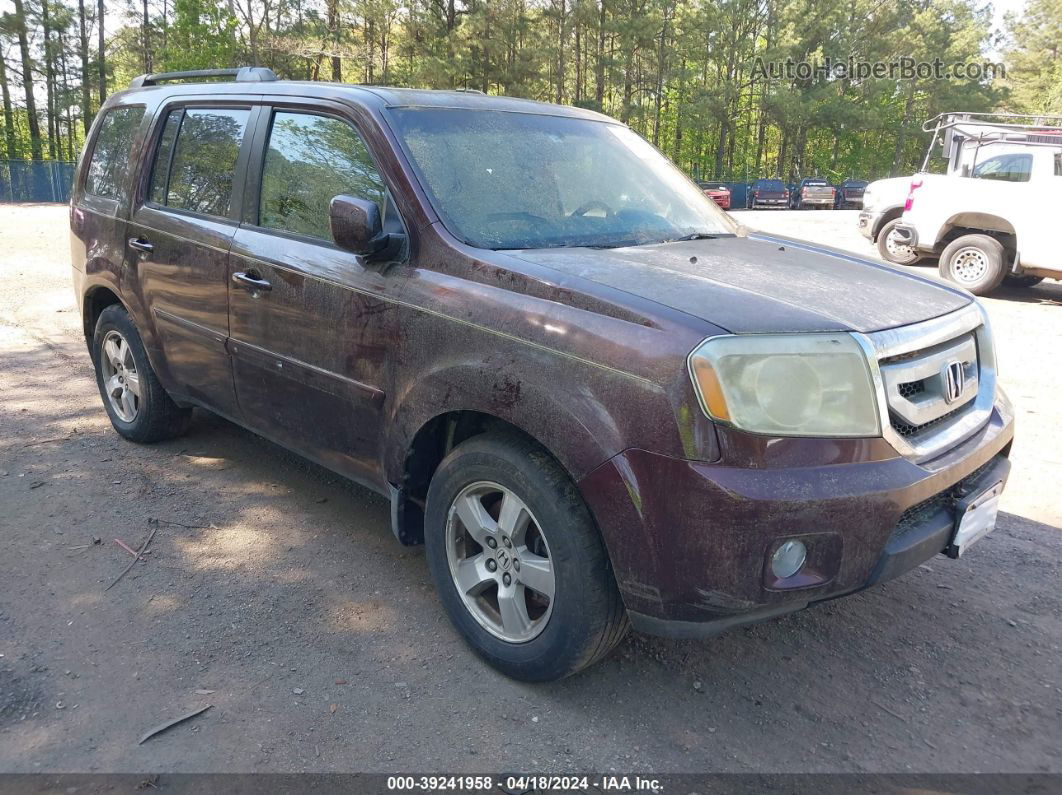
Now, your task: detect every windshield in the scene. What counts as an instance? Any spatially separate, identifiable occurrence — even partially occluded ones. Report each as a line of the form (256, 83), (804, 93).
(756, 180), (785, 190)
(389, 107), (735, 250)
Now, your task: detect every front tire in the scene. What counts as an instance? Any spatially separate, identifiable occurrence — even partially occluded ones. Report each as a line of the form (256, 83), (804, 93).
(938, 234), (1007, 295)
(424, 433), (628, 681)
(877, 218), (922, 265)
(92, 304), (191, 443)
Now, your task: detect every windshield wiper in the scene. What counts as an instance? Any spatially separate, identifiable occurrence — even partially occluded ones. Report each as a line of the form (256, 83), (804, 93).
(664, 232), (721, 243)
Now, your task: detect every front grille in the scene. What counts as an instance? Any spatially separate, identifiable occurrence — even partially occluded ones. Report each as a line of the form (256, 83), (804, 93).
(878, 331), (980, 447)
(862, 305), (995, 461)
(893, 458), (997, 539)
(898, 381), (925, 399)
(891, 404), (965, 437)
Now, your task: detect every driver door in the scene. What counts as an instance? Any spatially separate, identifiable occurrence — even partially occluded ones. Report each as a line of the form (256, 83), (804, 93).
(227, 106), (405, 489)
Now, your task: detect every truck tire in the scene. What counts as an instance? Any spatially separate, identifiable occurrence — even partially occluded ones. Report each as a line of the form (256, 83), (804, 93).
(877, 218), (922, 265)
(424, 432), (629, 681)
(938, 234), (1007, 295)
(92, 304), (192, 443)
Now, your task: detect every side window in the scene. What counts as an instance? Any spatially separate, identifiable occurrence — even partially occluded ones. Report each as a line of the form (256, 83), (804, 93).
(1055, 153), (1061, 177)
(259, 111), (386, 240)
(148, 110), (182, 204)
(971, 153), (1033, 183)
(85, 106), (146, 200)
(153, 108), (250, 218)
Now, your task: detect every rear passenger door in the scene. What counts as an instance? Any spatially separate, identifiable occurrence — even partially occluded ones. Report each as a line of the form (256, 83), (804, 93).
(227, 106), (405, 490)
(128, 104), (255, 418)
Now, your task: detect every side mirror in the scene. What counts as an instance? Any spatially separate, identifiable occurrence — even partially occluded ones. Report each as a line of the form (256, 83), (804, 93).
(329, 195), (398, 259)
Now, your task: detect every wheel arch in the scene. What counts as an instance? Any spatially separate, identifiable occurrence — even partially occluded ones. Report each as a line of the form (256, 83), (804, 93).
(82, 285), (127, 348)
(385, 368), (631, 546)
(937, 213), (1017, 252)
(871, 206), (904, 240)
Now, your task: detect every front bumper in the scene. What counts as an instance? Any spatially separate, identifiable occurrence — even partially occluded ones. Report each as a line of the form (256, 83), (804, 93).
(578, 400), (1014, 638)
(857, 209), (883, 240)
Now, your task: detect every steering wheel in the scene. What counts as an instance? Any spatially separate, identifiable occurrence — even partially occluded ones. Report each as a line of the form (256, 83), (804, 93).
(484, 212), (549, 225)
(571, 200), (613, 218)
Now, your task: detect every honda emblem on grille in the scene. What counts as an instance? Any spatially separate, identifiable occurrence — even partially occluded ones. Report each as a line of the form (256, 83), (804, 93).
(942, 360), (966, 404)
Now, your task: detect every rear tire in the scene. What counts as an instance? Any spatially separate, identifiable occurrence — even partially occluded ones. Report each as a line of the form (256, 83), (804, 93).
(92, 304), (191, 443)
(424, 432), (628, 681)
(938, 234), (1007, 295)
(877, 218), (922, 265)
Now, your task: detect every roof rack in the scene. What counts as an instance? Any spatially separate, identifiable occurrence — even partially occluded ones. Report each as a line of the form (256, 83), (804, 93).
(129, 67), (278, 89)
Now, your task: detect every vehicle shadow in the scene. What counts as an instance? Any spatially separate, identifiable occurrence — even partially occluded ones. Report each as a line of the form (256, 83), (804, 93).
(2, 340), (1060, 774)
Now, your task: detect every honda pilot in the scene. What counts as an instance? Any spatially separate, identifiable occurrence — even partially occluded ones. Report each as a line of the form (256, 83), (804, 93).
(70, 67), (1014, 681)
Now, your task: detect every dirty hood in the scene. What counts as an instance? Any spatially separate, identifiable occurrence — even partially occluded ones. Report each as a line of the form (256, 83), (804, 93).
(509, 233), (971, 334)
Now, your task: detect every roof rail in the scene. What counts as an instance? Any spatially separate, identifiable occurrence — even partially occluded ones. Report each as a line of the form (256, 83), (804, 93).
(129, 67), (278, 89)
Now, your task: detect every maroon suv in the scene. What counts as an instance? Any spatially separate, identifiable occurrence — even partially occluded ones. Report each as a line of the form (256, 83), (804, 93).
(70, 68), (1014, 681)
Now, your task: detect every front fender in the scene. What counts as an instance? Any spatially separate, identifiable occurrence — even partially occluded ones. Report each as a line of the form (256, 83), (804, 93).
(384, 353), (678, 486)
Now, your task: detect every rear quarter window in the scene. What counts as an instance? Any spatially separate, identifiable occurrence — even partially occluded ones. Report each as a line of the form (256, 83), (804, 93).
(85, 106), (146, 200)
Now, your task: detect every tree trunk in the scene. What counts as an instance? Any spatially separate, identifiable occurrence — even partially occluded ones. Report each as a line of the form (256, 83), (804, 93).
(42, 0), (58, 161)
(142, 0), (152, 72)
(891, 82), (916, 176)
(60, 30), (74, 160)
(594, 0), (605, 106)
(78, 0), (91, 132)
(555, 0), (565, 104)
(327, 0), (341, 80)
(0, 53), (19, 159)
(13, 0), (43, 160)
(97, 0), (106, 105)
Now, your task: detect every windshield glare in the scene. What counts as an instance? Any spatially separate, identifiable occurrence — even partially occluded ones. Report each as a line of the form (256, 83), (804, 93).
(389, 107), (735, 250)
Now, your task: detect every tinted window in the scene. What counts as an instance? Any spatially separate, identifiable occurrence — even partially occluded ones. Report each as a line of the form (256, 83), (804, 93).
(259, 112), (386, 240)
(972, 153), (1033, 183)
(756, 180), (785, 189)
(164, 108), (249, 217)
(85, 106), (145, 200)
(148, 110), (182, 205)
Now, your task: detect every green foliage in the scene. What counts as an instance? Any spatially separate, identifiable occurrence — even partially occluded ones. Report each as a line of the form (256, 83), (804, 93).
(0, 0), (1052, 179)
(1004, 0), (1062, 113)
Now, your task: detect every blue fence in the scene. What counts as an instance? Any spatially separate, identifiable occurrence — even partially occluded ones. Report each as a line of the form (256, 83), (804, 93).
(0, 160), (76, 203)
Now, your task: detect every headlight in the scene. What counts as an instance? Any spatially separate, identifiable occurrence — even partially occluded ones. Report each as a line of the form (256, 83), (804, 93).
(688, 334), (881, 436)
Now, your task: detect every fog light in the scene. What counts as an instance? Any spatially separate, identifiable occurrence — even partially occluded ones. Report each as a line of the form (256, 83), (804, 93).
(771, 540), (807, 579)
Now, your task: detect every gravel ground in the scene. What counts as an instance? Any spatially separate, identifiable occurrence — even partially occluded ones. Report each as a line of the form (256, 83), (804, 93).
(0, 204), (1059, 774)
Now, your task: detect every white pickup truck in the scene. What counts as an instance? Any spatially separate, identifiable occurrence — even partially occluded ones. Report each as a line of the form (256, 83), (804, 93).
(892, 113), (1062, 295)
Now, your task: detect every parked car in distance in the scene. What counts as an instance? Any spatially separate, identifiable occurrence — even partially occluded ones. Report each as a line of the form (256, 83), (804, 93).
(857, 176), (924, 265)
(747, 178), (789, 209)
(791, 177), (836, 209)
(71, 68), (1015, 682)
(835, 179), (868, 209)
(698, 182), (731, 210)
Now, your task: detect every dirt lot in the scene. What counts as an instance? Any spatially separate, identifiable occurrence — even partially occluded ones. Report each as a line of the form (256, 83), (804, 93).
(1, 204), (1060, 774)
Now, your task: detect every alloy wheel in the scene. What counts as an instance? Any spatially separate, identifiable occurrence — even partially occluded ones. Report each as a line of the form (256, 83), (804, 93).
(100, 330), (140, 422)
(444, 481), (555, 643)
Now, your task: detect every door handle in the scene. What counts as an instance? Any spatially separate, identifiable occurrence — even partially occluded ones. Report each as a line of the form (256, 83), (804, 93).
(128, 237), (153, 253)
(232, 271), (272, 293)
